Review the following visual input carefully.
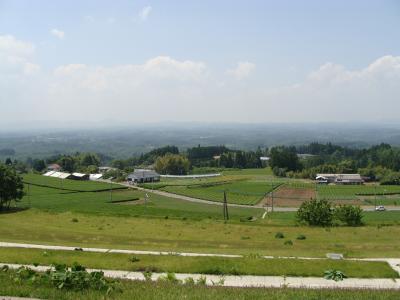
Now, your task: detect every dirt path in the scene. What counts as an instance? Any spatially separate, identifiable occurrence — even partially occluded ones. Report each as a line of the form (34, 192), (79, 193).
(1, 262), (399, 290)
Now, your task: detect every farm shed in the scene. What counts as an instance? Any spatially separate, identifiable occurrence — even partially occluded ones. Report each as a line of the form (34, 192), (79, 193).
(316, 174), (364, 185)
(89, 173), (103, 180)
(71, 173), (90, 180)
(127, 169), (160, 183)
(43, 171), (72, 179)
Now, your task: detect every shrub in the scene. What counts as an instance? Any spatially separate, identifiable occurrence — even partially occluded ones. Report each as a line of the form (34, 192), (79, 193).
(297, 199), (333, 226)
(71, 218), (79, 223)
(296, 234), (306, 240)
(324, 269), (347, 281)
(334, 205), (364, 226)
(275, 232), (285, 239)
(284, 240), (293, 246)
(142, 270), (152, 281)
(12, 263), (119, 294)
(129, 256), (140, 263)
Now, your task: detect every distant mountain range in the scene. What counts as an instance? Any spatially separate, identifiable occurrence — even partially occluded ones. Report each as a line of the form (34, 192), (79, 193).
(1, 122), (400, 159)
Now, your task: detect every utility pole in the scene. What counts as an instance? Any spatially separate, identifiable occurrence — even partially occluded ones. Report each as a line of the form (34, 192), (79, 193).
(28, 183), (30, 208)
(109, 180), (113, 202)
(374, 184), (377, 210)
(223, 191), (229, 220)
(271, 182), (274, 212)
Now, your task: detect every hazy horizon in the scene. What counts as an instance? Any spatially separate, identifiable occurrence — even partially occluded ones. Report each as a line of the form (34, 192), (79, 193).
(1, 0), (400, 125)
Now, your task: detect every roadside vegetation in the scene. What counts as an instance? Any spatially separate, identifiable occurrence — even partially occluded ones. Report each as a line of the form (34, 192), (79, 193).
(0, 248), (397, 278)
(1, 270), (400, 300)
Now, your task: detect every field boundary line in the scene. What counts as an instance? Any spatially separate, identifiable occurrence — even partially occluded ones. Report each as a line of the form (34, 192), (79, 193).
(1, 262), (399, 289)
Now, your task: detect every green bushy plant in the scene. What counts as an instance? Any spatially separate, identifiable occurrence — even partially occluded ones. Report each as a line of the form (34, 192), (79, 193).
(297, 199), (333, 226)
(335, 205), (364, 226)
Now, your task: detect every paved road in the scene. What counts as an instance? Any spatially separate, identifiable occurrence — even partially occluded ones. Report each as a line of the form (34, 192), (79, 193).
(1, 262), (399, 290)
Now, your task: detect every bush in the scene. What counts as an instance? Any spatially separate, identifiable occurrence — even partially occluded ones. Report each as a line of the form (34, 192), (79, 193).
(324, 269), (347, 281)
(275, 232), (285, 239)
(11, 263), (119, 294)
(296, 234), (306, 240)
(297, 199), (333, 226)
(284, 240), (293, 246)
(129, 256), (140, 263)
(335, 205), (364, 226)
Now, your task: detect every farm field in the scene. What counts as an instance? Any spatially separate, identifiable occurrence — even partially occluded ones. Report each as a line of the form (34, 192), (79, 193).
(317, 184), (400, 200)
(0, 247), (396, 278)
(20, 183), (262, 221)
(161, 180), (280, 205)
(139, 168), (400, 207)
(23, 173), (123, 192)
(1, 272), (399, 300)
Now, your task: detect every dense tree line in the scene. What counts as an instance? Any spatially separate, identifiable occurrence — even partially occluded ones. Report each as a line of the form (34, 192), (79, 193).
(269, 142), (400, 184)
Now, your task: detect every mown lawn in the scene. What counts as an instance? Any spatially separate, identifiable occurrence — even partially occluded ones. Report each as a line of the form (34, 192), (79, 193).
(0, 248), (396, 278)
(1, 210), (400, 258)
(0, 272), (399, 300)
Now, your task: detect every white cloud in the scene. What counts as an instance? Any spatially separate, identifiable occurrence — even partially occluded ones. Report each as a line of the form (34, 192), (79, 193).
(0, 35), (35, 56)
(139, 6), (152, 21)
(0, 35), (39, 75)
(50, 28), (65, 39)
(226, 62), (255, 80)
(1, 34), (400, 125)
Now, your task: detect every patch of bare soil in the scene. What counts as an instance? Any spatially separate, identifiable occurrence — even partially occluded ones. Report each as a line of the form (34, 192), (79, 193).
(259, 187), (316, 207)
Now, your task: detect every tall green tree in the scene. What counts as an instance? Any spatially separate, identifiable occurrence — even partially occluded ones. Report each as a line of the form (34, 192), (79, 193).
(269, 146), (302, 172)
(0, 164), (24, 211)
(154, 154), (190, 175)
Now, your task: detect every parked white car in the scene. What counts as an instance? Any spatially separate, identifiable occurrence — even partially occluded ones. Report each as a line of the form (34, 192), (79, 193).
(375, 205), (386, 211)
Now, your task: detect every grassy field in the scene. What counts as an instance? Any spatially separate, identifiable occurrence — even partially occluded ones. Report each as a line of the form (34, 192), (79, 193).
(318, 185), (400, 200)
(139, 168), (281, 205)
(20, 184), (262, 221)
(161, 180), (279, 205)
(1, 209), (400, 257)
(1, 272), (399, 300)
(0, 247), (396, 278)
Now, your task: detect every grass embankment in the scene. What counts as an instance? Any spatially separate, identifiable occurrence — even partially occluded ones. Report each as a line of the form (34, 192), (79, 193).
(0, 272), (399, 300)
(0, 248), (396, 278)
(1, 210), (400, 258)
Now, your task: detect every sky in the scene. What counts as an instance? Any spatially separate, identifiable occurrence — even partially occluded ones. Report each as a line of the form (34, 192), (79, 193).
(1, 0), (400, 126)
